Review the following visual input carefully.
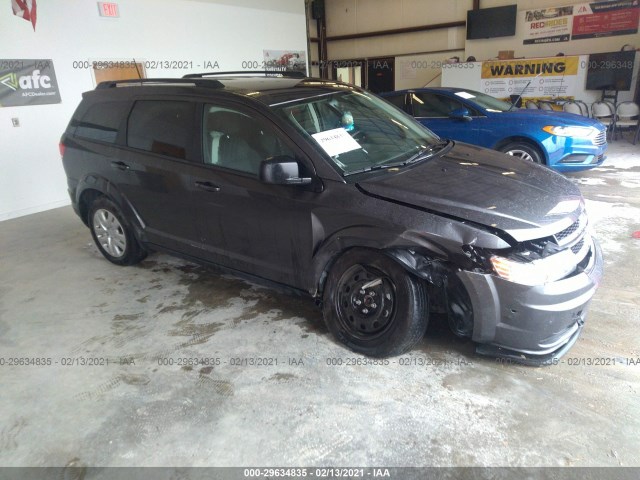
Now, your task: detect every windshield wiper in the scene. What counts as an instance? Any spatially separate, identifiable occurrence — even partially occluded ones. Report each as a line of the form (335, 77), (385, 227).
(347, 164), (401, 175)
(346, 140), (450, 176)
(404, 140), (450, 164)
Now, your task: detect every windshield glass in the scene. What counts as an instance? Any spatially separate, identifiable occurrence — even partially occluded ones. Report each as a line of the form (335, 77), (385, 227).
(271, 89), (441, 176)
(453, 89), (513, 112)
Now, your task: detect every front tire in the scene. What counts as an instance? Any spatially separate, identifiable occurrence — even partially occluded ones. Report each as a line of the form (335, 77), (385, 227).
(323, 249), (428, 357)
(89, 197), (147, 266)
(500, 141), (544, 164)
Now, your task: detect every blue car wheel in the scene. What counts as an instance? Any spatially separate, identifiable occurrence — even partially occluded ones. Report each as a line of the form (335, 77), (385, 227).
(500, 142), (543, 164)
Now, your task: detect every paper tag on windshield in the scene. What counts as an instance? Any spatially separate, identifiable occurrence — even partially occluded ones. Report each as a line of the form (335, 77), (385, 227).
(311, 128), (361, 157)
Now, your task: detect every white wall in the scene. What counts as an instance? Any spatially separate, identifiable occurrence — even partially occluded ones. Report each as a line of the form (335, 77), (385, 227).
(324, 0), (471, 60)
(0, 0), (307, 221)
(395, 50), (466, 89)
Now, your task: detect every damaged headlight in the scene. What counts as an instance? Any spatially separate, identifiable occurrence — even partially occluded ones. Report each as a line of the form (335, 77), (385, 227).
(489, 248), (577, 286)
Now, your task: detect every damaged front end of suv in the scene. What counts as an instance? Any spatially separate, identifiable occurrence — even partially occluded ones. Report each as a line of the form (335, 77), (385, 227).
(387, 203), (602, 366)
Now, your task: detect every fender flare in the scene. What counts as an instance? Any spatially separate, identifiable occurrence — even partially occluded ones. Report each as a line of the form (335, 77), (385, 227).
(75, 174), (146, 241)
(309, 225), (450, 297)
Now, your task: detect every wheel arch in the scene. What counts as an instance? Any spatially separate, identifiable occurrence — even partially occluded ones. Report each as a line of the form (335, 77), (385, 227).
(311, 230), (451, 299)
(494, 136), (547, 164)
(75, 175), (145, 239)
(313, 240), (476, 339)
(78, 188), (103, 226)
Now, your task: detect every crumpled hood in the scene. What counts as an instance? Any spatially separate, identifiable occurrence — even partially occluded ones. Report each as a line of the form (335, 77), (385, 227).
(357, 142), (584, 242)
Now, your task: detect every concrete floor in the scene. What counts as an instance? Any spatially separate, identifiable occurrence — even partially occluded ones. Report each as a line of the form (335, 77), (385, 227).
(0, 141), (639, 470)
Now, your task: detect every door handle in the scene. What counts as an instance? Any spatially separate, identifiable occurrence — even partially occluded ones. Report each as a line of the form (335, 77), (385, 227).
(195, 181), (221, 192)
(110, 161), (130, 171)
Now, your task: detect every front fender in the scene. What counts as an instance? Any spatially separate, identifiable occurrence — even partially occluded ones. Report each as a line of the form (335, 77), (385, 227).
(309, 224), (453, 297)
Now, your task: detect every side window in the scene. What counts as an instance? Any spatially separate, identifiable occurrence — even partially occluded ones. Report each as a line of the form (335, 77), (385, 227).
(413, 93), (466, 118)
(384, 94), (406, 110)
(74, 101), (129, 143)
(203, 105), (294, 175)
(127, 101), (194, 159)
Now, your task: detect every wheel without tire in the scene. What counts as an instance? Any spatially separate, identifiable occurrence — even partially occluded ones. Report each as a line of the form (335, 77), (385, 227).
(89, 197), (147, 266)
(500, 142), (544, 164)
(323, 249), (428, 357)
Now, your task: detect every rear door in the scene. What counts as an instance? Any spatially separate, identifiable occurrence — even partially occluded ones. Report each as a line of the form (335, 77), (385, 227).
(115, 99), (203, 255)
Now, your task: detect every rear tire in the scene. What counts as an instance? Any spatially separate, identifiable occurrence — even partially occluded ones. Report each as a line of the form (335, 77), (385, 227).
(322, 249), (428, 357)
(500, 142), (544, 164)
(89, 197), (147, 266)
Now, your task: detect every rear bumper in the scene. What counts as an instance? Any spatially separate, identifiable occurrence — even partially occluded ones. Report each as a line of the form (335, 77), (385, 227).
(68, 188), (81, 217)
(457, 238), (603, 364)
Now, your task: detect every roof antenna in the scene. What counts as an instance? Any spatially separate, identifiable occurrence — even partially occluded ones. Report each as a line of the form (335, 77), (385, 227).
(509, 72), (542, 111)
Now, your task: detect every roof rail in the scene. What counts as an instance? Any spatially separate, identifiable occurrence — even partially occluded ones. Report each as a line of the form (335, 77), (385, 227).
(183, 70), (306, 79)
(95, 78), (224, 89)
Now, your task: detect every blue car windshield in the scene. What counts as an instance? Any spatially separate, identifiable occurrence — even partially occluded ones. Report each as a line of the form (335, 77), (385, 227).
(271, 88), (441, 176)
(452, 90), (513, 112)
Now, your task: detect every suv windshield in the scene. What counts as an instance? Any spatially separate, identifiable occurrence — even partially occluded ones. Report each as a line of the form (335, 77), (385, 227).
(452, 89), (513, 112)
(272, 89), (441, 175)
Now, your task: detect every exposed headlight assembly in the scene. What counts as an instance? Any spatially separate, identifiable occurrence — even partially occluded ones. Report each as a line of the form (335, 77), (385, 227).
(489, 247), (578, 286)
(542, 125), (599, 138)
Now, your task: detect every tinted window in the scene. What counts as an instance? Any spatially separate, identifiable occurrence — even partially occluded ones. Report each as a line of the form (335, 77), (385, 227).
(450, 90), (512, 112)
(75, 101), (129, 143)
(127, 101), (194, 159)
(413, 93), (466, 117)
(203, 105), (294, 175)
(384, 94), (405, 109)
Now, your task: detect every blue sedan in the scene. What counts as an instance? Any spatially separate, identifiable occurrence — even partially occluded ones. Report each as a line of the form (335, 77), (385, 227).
(380, 88), (607, 172)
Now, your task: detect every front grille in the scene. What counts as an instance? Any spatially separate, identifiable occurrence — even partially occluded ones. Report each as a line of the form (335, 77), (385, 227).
(571, 238), (585, 255)
(556, 220), (579, 242)
(554, 212), (588, 247)
(555, 215), (584, 245)
(592, 130), (607, 146)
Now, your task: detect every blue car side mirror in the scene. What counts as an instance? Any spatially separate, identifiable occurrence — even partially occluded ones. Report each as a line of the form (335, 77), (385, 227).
(449, 108), (472, 122)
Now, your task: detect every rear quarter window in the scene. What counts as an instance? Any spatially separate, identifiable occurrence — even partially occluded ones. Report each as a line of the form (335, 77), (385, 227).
(74, 101), (130, 143)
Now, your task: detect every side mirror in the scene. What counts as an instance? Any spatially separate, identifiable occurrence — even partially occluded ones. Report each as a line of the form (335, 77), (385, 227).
(260, 156), (312, 185)
(449, 108), (472, 122)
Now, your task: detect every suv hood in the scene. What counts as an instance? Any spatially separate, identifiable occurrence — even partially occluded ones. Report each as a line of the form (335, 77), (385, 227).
(357, 142), (583, 242)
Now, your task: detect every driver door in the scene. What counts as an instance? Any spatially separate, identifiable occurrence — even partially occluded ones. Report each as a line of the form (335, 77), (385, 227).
(409, 91), (479, 144)
(191, 102), (318, 288)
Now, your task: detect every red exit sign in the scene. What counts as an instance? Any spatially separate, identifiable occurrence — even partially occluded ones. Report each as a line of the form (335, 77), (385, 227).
(98, 2), (119, 17)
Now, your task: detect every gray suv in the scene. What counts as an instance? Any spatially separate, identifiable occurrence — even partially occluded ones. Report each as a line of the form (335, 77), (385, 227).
(60, 72), (603, 363)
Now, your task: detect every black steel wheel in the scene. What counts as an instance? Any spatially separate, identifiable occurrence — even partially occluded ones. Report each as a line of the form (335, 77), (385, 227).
(89, 196), (147, 266)
(323, 249), (428, 357)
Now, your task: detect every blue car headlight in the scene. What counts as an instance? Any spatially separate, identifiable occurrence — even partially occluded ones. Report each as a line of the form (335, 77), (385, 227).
(542, 125), (599, 138)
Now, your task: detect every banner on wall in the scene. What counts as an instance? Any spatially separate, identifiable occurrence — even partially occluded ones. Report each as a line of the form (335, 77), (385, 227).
(480, 57), (579, 99)
(263, 50), (306, 74)
(572, 0), (640, 40)
(523, 1), (639, 44)
(0, 59), (61, 107)
(523, 6), (574, 44)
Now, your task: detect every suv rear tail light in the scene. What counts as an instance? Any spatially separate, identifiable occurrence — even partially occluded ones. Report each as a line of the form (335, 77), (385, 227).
(59, 141), (66, 157)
